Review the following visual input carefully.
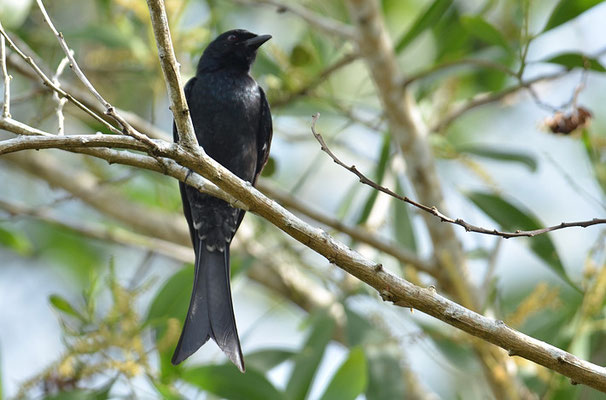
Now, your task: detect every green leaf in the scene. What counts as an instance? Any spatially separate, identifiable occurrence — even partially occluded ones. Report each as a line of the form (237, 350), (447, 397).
(466, 192), (579, 290)
(395, 0), (453, 53)
(432, 8), (471, 61)
(0, 225), (33, 256)
(49, 295), (85, 321)
(286, 311), (336, 400)
(544, 0), (604, 32)
(151, 382), (184, 400)
(319, 347), (367, 400)
(543, 53), (606, 72)
(393, 180), (417, 251)
(260, 156), (277, 177)
(456, 144), (537, 171)
(146, 266), (192, 330)
(460, 15), (510, 51)
(290, 44), (314, 67)
(365, 349), (407, 400)
(356, 133), (391, 225)
(345, 307), (385, 347)
(65, 26), (132, 49)
(182, 364), (285, 400)
(245, 349), (296, 372)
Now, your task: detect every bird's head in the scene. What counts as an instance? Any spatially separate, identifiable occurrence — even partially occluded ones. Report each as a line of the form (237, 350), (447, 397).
(198, 29), (272, 73)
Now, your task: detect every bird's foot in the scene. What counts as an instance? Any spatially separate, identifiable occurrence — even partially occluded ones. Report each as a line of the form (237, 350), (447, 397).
(184, 168), (194, 184)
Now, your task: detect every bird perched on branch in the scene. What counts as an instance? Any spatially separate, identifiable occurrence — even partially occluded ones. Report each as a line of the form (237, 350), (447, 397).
(171, 29), (273, 372)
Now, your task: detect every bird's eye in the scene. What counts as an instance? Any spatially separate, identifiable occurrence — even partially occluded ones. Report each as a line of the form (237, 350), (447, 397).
(227, 34), (237, 42)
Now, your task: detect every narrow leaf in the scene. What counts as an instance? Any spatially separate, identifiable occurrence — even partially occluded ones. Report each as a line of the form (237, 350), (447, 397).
(146, 266), (192, 329)
(246, 349), (296, 372)
(466, 192), (579, 290)
(183, 364), (285, 400)
(456, 144), (537, 171)
(365, 349), (407, 400)
(543, 53), (606, 72)
(49, 295), (85, 321)
(356, 133), (391, 225)
(286, 311), (336, 400)
(0, 225), (33, 256)
(393, 180), (417, 251)
(319, 347), (367, 400)
(395, 0), (453, 53)
(544, 0), (604, 32)
(461, 15), (510, 51)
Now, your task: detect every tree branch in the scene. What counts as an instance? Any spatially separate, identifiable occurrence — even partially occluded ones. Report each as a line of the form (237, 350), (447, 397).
(311, 114), (606, 238)
(1, 35), (10, 118)
(35, 0), (156, 148)
(257, 180), (436, 275)
(145, 0), (197, 150)
(2, 116), (606, 392)
(232, 0), (356, 40)
(431, 71), (567, 132)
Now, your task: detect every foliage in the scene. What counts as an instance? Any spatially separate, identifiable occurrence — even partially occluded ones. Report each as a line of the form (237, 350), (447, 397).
(1, 0), (606, 399)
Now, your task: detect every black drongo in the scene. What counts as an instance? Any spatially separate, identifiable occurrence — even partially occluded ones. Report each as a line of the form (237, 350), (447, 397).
(171, 29), (273, 372)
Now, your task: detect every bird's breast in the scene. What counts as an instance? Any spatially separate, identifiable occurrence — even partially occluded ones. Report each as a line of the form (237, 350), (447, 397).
(189, 72), (261, 182)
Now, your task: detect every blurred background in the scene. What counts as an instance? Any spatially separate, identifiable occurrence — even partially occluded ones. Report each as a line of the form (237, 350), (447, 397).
(0, 0), (605, 399)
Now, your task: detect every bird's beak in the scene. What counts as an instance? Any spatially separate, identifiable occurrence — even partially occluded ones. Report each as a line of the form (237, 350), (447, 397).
(244, 34), (272, 50)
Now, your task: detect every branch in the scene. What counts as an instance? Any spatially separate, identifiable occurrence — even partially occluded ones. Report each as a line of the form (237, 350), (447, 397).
(311, 114), (606, 238)
(271, 52), (359, 108)
(3, 119), (606, 392)
(145, 0), (197, 150)
(257, 180), (436, 275)
(6, 49), (169, 140)
(0, 199), (194, 263)
(0, 24), (119, 135)
(35, 0), (156, 148)
(431, 71), (567, 132)
(1, 35), (10, 118)
(232, 0), (356, 40)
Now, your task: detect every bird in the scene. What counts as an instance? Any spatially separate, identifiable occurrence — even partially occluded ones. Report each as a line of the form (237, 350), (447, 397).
(171, 29), (273, 372)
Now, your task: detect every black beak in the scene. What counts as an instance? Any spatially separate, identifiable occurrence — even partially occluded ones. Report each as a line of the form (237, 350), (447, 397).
(244, 34), (272, 50)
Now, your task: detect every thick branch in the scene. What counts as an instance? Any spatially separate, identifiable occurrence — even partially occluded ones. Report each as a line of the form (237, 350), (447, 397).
(2, 123), (606, 391)
(258, 180), (435, 275)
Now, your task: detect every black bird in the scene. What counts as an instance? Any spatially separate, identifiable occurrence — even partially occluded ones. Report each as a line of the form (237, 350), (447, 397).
(171, 29), (273, 371)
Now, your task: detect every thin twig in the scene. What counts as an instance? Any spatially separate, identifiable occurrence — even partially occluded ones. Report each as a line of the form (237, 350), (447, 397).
(431, 71), (568, 132)
(51, 54), (70, 134)
(271, 52), (359, 108)
(35, 0), (157, 147)
(311, 113), (606, 238)
(0, 22), (120, 134)
(232, 0), (356, 40)
(0, 199), (193, 263)
(1, 35), (11, 118)
(6, 49), (169, 140)
(402, 58), (518, 88)
(3, 114), (606, 390)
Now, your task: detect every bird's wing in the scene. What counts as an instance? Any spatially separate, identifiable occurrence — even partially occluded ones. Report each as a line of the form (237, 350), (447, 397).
(253, 85), (273, 184)
(174, 76), (198, 247)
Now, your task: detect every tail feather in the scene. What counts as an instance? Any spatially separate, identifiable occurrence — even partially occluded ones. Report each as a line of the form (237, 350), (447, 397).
(171, 239), (244, 372)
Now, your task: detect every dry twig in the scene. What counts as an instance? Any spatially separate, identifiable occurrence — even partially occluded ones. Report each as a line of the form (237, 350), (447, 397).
(311, 113), (606, 238)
